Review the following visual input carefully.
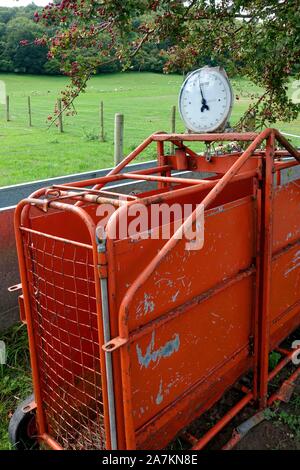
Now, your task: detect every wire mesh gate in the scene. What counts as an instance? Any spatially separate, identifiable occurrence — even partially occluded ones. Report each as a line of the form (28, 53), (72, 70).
(14, 128), (300, 450)
(21, 228), (105, 449)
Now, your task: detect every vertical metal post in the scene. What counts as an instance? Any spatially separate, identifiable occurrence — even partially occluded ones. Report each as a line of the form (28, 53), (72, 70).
(253, 171), (262, 401)
(14, 202), (47, 437)
(6, 95), (10, 122)
(28, 96), (32, 127)
(100, 101), (104, 142)
(114, 113), (124, 166)
(57, 98), (63, 133)
(170, 105), (176, 154)
(97, 238), (118, 450)
(157, 141), (168, 189)
(257, 131), (275, 408)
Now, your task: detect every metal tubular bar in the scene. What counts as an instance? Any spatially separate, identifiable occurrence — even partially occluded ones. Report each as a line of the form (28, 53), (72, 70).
(97, 189), (138, 199)
(257, 132), (275, 409)
(157, 141), (167, 190)
(274, 130), (300, 163)
(121, 172), (214, 186)
(274, 160), (299, 171)
(20, 227), (93, 250)
(91, 134), (155, 192)
(268, 365), (300, 406)
(275, 347), (291, 356)
(138, 170), (256, 204)
(191, 392), (254, 450)
(51, 185), (138, 200)
(268, 348), (299, 382)
(74, 133), (156, 207)
(99, 272), (118, 450)
(253, 171), (262, 400)
(40, 433), (64, 450)
(50, 190), (128, 207)
(181, 432), (199, 447)
(128, 164), (171, 175)
(56, 165), (171, 190)
(152, 132), (258, 142)
(14, 200), (48, 437)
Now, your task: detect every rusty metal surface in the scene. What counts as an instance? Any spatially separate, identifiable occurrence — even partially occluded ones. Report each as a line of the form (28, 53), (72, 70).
(12, 129), (300, 450)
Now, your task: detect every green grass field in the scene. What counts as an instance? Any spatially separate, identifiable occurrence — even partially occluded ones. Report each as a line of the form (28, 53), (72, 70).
(0, 72), (299, 188)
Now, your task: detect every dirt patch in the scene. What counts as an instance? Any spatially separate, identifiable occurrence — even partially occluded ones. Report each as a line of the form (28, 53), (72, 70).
(235, 419), (299, 450)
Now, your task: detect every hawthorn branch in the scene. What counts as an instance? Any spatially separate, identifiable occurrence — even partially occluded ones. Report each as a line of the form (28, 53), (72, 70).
(234, 91), (268, 131)
(48, 28), (157, 128)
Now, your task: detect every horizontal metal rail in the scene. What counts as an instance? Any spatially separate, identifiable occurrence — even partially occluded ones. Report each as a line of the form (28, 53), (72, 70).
(121, 172), (213, 186)
(152, 132), (258, 142)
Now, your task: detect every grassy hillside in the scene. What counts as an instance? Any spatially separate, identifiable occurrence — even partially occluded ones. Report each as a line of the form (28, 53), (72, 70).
(0, 72), (299, 187)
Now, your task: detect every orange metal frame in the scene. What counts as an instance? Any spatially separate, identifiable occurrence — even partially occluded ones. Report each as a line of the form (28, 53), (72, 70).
(14, 128), (300, 450)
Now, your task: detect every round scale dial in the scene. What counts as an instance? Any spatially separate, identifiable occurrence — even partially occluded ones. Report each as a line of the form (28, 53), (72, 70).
(179, 66), (233, 133)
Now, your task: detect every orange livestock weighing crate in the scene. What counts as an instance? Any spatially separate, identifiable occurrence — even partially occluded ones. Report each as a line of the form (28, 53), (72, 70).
(10, 129), (300, 450)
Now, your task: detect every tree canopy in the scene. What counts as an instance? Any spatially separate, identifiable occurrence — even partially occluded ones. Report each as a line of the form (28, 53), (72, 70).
(32, 0), (299, 129)
(2, 1), (300, 130)
(0, 5), (49, 74)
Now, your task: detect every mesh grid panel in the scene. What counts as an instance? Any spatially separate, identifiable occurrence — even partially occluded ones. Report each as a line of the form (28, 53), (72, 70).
(21, 228), (106, 449)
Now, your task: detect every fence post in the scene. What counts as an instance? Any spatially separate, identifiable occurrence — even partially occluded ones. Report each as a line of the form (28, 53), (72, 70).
(170, 105), (176, 154)
(57, 98), (63, 133)
(6, 95), (9, 122)
(100, 101), (104, 142)
(28, 96), (32, 127)
(114, 113), (124, 166)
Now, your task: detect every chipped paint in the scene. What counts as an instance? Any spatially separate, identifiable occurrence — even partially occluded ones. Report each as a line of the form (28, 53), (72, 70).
(171, 290), (180, 303)
(155, 373), (183, 406)
(136, 331), (180, 369)
(136, 293), (155, 318)
(143, 293), (155, 314)
(155, 278), (174, 287)
(284, 250), (300, 277)
(155, 379), (164, 405)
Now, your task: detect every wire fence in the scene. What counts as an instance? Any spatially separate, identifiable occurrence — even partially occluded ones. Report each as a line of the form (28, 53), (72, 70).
(1, 83), (299, 187)
(0, 92), (186, 186)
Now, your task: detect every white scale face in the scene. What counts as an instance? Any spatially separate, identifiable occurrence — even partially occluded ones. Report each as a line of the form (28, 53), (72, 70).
(179, 67), (233, 133)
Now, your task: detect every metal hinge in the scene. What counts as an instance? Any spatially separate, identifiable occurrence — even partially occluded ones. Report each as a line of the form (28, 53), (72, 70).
(97, 262), (108, 279)
(96, 233), (108, 278)
(8, 283), (22, 293)
(102, 336), (128, 353)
